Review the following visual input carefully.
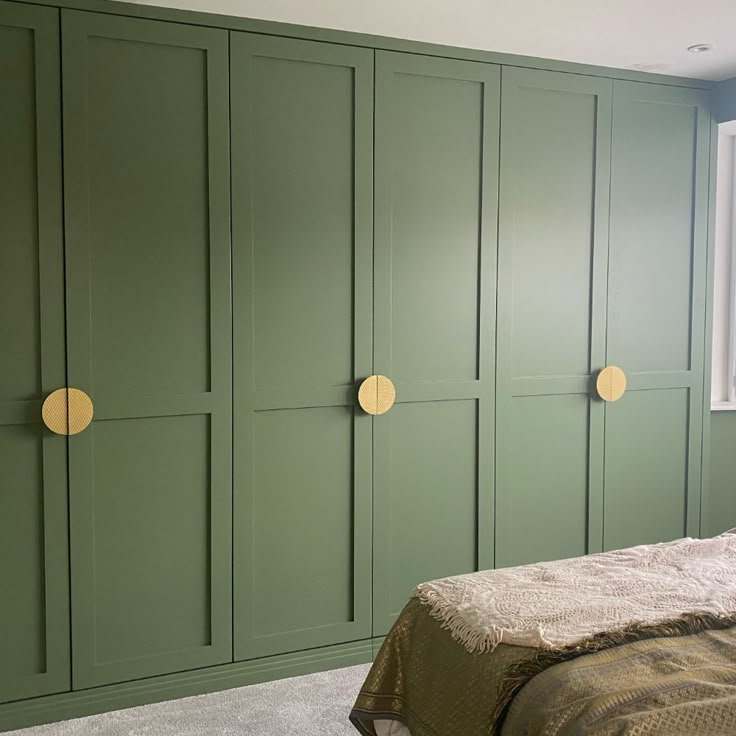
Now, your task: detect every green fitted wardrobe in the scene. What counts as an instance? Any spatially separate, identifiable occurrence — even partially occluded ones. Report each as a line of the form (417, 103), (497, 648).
(0, 0), (715, 729)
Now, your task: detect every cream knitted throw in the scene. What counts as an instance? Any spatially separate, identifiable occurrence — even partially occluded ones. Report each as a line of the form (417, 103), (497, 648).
(414, 532), (736, 653)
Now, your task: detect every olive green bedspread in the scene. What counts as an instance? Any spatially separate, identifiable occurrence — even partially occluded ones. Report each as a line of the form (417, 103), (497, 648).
(350, 599), (736, 736)
(500, 626), (736, 736)
(350, 598), (535, 736)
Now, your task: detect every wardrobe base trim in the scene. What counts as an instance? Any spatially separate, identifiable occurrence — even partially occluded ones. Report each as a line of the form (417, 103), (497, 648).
(0, 639), (374, 732)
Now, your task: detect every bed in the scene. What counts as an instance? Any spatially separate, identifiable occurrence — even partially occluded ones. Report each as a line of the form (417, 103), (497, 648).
(350, 532), (736, 736)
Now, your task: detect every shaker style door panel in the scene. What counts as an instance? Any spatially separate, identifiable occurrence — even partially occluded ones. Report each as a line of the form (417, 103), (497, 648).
(62, 10), (232, 688)
(372, 52), (499, 635)
(0, 1), (69, 704)
(231, 33), (373, 660)
(501, 394), (591, 567)
(378, 400), (479, 623)
(604, 81), (711, 549)
(604, 390), (690, 551)
(495, 68), (612, 568)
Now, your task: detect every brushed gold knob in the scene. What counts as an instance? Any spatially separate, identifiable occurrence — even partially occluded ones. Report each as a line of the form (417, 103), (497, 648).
(42, 387), (94, 435)
(358, 375), (396, 415)
(596, 366), (626, 402)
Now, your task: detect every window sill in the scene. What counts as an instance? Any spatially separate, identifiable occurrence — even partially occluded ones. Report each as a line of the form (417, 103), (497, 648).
(712, 401), (736, 411)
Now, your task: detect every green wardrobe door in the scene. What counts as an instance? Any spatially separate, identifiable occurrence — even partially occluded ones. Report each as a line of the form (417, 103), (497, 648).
(231, 33), (373, 660)
(62, 10), (232, 688)
(495, 68), (612, 568)
(604, 82), (711, 551)
(0, 1), (68, 704)
(372, 52), (499, 636)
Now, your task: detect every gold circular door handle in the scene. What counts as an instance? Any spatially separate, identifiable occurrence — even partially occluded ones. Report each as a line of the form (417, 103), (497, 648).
(596, 366), (626, 402)
(42, 387), (94, 435)
(358, 375), (396, 415)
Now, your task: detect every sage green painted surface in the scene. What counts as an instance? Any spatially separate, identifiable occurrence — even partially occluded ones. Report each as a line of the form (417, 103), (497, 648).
(607, 86), (705, 374)
(0, 1), (69, 704)
(231, 33), (373, 660)
(605, 391), (689, 550)
(496, 68), (612, 568)
(372, 51), (499, 635)
(385, 401), (478, 617)
(604, 81), (711, 548)
(500, 395), (591, 566)
(252, 407), (355, 636)
(62, 10), (232, 688)
(85, 416), (213, 664)
(385, 69), (483, 385)
(707, 413), (736, 536)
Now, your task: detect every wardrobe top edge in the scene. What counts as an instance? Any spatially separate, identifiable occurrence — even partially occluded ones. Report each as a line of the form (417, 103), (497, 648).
(9, 0), (716, 91)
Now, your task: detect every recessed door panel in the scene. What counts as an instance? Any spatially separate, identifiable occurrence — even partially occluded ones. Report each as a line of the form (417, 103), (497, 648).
(1, 17), (42, 404)
(88, 416), (212, 665)
(383, 401), (478, 620)
(387, 73), (484, 384)
(604, 389), (689, 551)
(505, 85), (600, 379)
(249, 56), (355, 389)
(0, 427), (46, 679)
(496, 395), (590, 568)
(496, 68), (612, 566)
(231, 33), (373, 660)
(608, 90), (704, 374)
(63, 10), (232, 688)
(0, 2), (68, 704)
(252, 407), (355, 637)
(373, 52), (499, 635)
(81, 34), (212, 397)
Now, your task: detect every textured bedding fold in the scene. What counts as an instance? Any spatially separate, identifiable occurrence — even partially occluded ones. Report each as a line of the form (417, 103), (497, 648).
(415, 533), (736, 652)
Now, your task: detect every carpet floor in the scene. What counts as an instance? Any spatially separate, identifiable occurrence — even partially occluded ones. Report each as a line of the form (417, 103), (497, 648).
(6, 664), (372, 736)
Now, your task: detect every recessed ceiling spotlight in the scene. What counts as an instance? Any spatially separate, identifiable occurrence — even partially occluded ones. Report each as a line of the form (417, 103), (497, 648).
(687, 43), (713, 53)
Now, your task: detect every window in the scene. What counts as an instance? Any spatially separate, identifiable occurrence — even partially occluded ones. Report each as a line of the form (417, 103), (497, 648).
(712, 121), (736, 409)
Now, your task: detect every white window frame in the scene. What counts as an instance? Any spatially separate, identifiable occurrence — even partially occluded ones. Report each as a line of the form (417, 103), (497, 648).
(712, 121), (736, 410)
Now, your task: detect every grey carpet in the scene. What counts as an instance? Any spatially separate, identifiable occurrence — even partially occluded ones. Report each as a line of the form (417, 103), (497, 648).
(7, 664), (372, 736)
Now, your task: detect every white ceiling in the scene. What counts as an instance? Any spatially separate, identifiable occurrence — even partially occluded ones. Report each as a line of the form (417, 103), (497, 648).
(120, 0), (736, 80)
